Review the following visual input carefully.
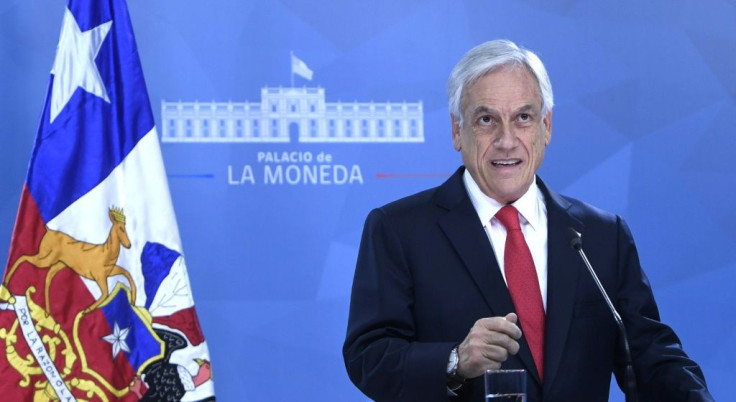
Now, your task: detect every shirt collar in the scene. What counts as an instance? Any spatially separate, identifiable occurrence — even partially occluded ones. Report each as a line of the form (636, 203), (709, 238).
(462, 169), (544, 230)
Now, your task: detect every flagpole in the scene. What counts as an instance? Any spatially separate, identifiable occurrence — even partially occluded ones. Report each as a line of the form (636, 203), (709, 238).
(290, 51), (294, 87)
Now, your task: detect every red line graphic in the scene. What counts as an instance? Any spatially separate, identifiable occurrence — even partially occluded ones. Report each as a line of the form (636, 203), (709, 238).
(375, 172), (452, 179)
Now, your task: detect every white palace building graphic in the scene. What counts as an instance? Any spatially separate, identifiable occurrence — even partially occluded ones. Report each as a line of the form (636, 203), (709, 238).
(161, 55), (424, 144)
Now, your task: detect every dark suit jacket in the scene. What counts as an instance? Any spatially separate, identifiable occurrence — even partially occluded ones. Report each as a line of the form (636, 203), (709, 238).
(343, 167), (712, 401)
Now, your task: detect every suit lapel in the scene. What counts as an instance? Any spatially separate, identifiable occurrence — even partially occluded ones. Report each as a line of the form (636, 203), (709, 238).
(538, 179), (584, 393)
(437, 193), (514, 318)
(435, 168), (541, 384)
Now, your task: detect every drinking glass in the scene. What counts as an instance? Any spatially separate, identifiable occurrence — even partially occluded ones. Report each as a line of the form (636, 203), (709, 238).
(484, 369), (526, 401)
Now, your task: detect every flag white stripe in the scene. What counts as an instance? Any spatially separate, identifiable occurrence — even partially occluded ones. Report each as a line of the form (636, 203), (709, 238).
(48, 128), (191, 311)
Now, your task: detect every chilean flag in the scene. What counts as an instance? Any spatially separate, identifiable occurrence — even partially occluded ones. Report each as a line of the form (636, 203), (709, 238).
(0, 1), (215, 400)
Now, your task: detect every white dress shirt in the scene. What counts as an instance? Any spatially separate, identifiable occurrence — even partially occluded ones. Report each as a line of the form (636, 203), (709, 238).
(462, 170), (548, 310)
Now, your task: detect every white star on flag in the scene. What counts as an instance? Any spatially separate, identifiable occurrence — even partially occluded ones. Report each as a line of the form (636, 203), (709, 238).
(102, 322), (131, 359)
(49, 8), (113, 123)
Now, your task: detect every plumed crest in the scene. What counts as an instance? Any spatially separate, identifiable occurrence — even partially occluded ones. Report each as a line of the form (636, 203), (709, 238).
(109, 206), (126, 223)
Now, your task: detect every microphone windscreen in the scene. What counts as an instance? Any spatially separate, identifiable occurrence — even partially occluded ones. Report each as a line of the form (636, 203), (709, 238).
(568, 227), (583, 250)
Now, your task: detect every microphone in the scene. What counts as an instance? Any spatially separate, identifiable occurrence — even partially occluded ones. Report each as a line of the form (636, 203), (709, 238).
(568, 228), (638, 402)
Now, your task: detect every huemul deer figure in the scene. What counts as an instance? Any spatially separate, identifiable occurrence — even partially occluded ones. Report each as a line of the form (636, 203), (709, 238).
(4, 208), (136, 314)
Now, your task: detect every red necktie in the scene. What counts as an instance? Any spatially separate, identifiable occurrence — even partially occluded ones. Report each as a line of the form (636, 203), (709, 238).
(496, 205), (545, 381)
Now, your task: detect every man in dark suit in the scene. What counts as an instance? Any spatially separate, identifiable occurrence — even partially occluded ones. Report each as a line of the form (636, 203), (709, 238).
(343, 40), (713, 401)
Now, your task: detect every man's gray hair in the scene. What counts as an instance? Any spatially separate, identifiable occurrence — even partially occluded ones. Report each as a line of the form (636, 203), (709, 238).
(447, 39), (554, 126)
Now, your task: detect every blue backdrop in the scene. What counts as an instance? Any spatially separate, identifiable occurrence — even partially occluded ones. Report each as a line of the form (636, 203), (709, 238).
(1, 1), (734, 400)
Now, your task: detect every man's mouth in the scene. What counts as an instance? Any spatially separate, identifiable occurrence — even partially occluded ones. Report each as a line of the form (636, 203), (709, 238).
(492, 159), (522, 167)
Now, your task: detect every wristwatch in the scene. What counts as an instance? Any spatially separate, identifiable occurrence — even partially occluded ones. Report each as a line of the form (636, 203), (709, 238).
(446, 346), (466, 391)
(447, 346), (460, 378)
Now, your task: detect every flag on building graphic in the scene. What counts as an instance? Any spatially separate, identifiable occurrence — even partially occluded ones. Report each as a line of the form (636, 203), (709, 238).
(291, 52), (314, 81)
(0, 0), (215, 400)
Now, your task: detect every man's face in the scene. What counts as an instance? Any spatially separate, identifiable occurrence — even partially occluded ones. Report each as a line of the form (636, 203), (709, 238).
(452, 66), (552, 204)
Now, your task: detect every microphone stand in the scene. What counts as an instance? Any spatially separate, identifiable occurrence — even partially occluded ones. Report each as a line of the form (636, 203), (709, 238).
(568, 228), (638, 402)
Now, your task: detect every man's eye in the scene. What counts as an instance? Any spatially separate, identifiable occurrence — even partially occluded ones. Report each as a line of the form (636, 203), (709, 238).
(479, 116), (493, 125)
(518, 113), (531, 121)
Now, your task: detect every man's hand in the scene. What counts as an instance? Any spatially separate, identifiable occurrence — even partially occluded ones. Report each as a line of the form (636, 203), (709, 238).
(456, 313), (522, 379)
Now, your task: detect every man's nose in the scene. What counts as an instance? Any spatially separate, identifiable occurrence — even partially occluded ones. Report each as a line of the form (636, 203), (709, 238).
(493, 125), (517, 149)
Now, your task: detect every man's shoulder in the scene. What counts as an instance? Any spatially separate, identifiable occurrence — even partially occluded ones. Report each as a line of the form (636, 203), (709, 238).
(364, 171), (467, 229)
(546, 190), (623, 234)
(539, 179), (621, 225)
(370, 167), (464, 216)
(564, 194), (616, 220)
(375, 185), (443, 218)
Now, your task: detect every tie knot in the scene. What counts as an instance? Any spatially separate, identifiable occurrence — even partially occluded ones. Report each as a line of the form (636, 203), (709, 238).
(496, 205), (521, 231)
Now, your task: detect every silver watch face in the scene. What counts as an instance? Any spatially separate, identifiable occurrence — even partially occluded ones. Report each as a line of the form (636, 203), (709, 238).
(447, 347), (458, 374)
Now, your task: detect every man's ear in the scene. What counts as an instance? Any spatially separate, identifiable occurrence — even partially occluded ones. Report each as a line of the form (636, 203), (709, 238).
(451, 115), (462, 151)
(543, 110), (552, 146)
